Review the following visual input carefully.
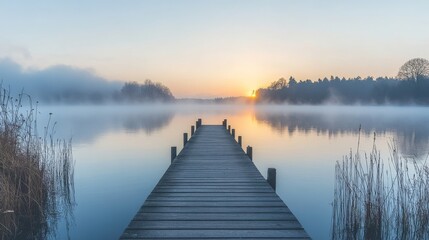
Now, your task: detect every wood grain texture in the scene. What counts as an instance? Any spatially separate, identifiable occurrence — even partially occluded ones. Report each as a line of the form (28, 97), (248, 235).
(120, 125), (310, 239)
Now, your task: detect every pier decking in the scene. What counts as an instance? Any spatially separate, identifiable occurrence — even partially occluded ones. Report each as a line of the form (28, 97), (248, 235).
(121, 122), (309, 239)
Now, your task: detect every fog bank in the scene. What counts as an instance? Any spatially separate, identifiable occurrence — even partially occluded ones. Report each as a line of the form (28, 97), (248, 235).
(0, 58), (121, 103)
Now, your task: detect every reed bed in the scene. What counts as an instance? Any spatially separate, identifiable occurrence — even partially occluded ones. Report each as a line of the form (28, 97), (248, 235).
(0, 87), (75, 240)
(332, 131), (429, 240)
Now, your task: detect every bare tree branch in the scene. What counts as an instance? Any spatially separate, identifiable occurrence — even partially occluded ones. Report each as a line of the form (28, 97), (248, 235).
(398, 58), (429, 81)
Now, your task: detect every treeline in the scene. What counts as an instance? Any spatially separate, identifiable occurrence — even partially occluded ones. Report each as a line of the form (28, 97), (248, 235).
(256, 76), (429, 104)
(0, 58), (175, 103)
(256, 58), (429, 105)
(119, 80), (174, 102)
(41, 80), (175, 103)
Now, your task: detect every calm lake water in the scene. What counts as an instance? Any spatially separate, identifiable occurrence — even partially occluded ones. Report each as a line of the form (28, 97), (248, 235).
(36, 104), (429, 240)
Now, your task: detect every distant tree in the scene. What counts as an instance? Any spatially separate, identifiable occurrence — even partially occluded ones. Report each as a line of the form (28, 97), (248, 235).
(268, 78), (288, 90)
(256, 74), (429, 105)
(288, 76), (297, 87)
(120, 80), (174, 102)
(398, 58), (429, 81)
(121, 82), (141, 99)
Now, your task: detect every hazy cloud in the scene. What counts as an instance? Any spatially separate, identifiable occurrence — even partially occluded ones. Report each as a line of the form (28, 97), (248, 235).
(0, 44), (32, 61)
(0, 58), (122, 102)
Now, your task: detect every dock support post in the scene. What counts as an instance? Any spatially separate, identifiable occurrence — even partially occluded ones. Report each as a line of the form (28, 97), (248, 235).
(191, 125), (195, 136)
(228, 125), (231, 134)
(267, 168), (276, 191)
(232, 129), (235, 139)
(196, 118), (202, 128)
(247, 146), (253, 161)
(238, 136), (242, 147)
(183, 133), (188, 147)
(171, 146), (177, 163)
(222, 119), (227, 127)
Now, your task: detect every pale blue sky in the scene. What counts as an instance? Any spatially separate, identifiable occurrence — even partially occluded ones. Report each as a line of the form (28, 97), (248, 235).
(1, 1), (428, 97)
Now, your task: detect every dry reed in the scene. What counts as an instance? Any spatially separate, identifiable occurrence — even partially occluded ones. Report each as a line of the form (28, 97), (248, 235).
(0, 86), (75, 240)
(332, 129), (429, 240)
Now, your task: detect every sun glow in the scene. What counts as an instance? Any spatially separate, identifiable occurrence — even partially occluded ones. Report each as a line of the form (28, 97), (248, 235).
(249, 90), (256, 98)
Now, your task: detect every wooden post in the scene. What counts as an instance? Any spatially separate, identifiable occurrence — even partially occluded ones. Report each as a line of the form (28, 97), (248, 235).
(267, 168), (276, 191)
(171, 146), (177, 163)
(196, 121), (199, 129)
(191, 125), (195, 136)
(197, 118), (202, 128)
(228, 125), (231, 134)
(222, 119), (227, 127)
(247, 146), (253, 161)
(238, 136), (242, 147)
(232, 129), (235, 139)
(183, 133), (188, 147)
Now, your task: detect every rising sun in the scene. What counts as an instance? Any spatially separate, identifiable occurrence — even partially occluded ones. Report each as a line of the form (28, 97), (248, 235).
(249, 90), (256, 98)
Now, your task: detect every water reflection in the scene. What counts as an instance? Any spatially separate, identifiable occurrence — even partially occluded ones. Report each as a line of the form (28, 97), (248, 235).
(38, 104), (254, 144)
(122, 112), (174, 134)
(37, 105), (175, 143)
(254, 106), (429, 158)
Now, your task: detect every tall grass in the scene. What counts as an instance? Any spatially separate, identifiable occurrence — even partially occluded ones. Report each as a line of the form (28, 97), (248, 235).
(0, 86), (75, 239)
(332, 130), (429, 240)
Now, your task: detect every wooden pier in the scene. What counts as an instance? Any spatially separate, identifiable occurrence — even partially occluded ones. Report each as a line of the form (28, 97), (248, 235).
(121, 120), (310, 239)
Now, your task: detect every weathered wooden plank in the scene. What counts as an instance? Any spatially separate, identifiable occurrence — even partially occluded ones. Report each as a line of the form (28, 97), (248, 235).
(156, 184), (270, 187)
(133, 212), (298, 221)
(153, 187), (272, 191)
(139, 206), (291, 213)
(122, 238), (309, 240)
(149, 193), (278, 197)
(121, 229), (309, 238)
(127, 220), (302, 229)
(146, 196), (282, 201)
(122, 238), (308, 240)
(153, 188), (273, 193)
(159, 179), (268, 182)
(160, 177), (267, 180)
(142, 201), (287, 207)
(163, 172), (262, 175)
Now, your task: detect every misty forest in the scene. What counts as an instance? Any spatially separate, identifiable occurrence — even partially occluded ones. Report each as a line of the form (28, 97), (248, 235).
(0, 59), (174, 103)
(2, 58), (429, 104)
(257, 58), (429, 104)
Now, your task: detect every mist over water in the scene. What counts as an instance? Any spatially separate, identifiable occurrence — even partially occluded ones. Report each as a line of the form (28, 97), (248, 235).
(36, 104), (429, 240)
(254, 105), (429, 158)
(41, 104), (429, 157)
(0, 58), (122, 103)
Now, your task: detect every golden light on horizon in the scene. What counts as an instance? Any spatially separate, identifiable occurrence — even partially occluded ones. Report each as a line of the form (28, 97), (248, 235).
(249, 90), (256, 98)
